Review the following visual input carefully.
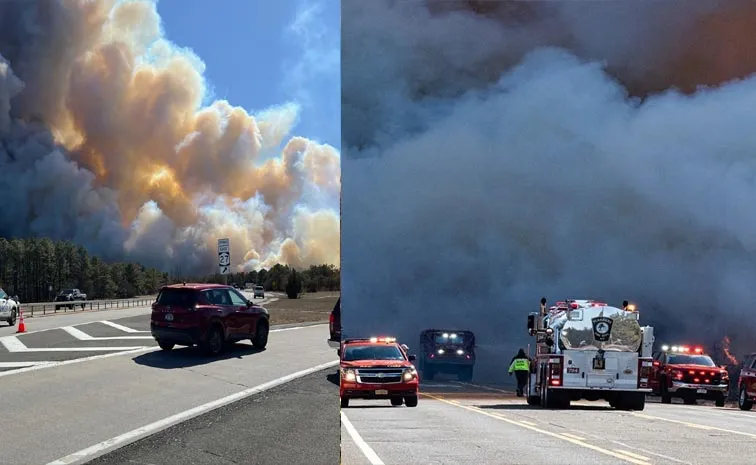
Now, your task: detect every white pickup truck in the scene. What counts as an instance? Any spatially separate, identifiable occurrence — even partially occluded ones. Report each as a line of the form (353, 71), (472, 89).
(0, 288), (19, 326)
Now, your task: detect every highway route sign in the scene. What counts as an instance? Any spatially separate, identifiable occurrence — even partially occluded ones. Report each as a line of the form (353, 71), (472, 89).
(218, 238), (230, 275)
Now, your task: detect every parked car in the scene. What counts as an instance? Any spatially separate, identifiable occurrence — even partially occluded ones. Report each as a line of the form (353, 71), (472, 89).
(738, 352), (756, 410)
(150, 283), (270, 356)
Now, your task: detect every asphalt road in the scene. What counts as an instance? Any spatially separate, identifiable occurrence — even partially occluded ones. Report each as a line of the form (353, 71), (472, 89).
(0, 310), (336, 465)
(85, 368), (339, 465)
(341, 390), (756, 465)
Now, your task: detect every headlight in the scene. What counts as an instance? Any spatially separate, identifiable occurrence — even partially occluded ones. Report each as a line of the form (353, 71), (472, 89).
(438, 349), (445, 354)
(456, 349), (464, 355)
(403, 367), (417, 381)
(341, 368), (356, 381)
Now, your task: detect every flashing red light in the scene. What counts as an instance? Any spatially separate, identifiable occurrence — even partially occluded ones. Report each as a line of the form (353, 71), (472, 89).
(570, 302), (579, 309)
(694, 347), (704, 354)
(550, 379), (560, 385)
(652, 361), (660, 367)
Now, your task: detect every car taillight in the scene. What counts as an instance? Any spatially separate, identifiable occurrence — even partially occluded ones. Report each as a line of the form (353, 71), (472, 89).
(548, 357), (562, 386)
(329, 312), (334, 331)
(638, 358), (652, 388)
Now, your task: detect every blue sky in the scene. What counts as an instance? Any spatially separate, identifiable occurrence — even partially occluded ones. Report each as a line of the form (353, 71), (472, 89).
(156, 0), (340, 151)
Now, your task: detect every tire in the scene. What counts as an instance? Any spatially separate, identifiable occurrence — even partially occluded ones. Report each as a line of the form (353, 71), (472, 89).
(8, 309), (16, 326)
(252, 320), (269, 349)
(739, 387), (753, 411)
(526, 395), (540, 406)
(340, 397), (349, 408)
(714, 393), (726, 408)
(457, 366), (473, 382)
(202, 325), (225, 356)
(158, 341), (175, 351)
(390, 397), (403, 406)
(616, 393), (645, 411)
(404, 395), (418, 407)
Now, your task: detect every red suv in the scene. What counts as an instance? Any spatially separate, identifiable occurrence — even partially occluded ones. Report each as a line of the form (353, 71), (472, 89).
(738, 352), (756, 410)
(339, 337), (419, 408)
(150, 283), (270, 356)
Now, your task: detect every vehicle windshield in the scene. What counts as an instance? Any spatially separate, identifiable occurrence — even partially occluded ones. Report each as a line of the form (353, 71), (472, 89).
(0, 289), (6, 299)
(156, 289), (197, 307)
(342, 345), (406, 361)
(255, 286), (263, 290)
(668, 354), (716, 367)
(434, 333), (466, 344)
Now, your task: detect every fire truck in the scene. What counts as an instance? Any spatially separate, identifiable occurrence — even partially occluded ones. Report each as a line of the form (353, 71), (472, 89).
(525, 298), (654, 410)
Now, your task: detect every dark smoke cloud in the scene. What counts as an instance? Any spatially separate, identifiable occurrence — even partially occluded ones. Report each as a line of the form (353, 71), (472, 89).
(342, 0), (756, 383)
(0, 0), (340, 273)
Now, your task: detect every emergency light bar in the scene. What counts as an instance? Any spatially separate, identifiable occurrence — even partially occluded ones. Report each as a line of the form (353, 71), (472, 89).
(369, 337), (397, 343)
(660, 345), (704, 354)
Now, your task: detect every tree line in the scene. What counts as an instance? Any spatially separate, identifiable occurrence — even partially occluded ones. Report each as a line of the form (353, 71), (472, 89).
(0, 237), (340, 303)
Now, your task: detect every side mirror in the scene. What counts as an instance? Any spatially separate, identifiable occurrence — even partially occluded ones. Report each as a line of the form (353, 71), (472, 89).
(247, 300), (253, 307)
(408, 354), (416, 361)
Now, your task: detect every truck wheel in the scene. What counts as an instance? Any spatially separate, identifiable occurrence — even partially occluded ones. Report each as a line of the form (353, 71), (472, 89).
(714, 393), (725, 407)
(252, 320), (269, 349)
(526, 395), (540, 406)
(457, 366), (473, 382)
(739, 387), (753, 411)
(404, 395), (418, 407)
(341, 397), (349, 408)
(390, 397), (403, 406)
(619, 393), (646, 411)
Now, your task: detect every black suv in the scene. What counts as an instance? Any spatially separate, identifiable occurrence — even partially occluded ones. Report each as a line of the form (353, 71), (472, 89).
(418, 329), (476, 381)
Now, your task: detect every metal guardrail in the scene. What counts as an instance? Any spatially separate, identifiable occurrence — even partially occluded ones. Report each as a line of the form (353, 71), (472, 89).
(20, 297), (155, 317)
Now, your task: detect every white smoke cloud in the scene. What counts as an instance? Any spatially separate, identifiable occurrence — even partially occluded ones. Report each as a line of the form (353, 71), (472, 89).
(342, 0), (756, 382)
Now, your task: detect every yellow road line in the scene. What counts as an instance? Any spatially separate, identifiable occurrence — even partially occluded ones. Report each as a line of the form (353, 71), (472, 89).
(424, 394), (651, 465)
(519, 420), (538, 427)
(615, 450), (651, 461)
(632, 412), (756, 439)
(451, 381), (515, 394)
(561, 432), (585, 441)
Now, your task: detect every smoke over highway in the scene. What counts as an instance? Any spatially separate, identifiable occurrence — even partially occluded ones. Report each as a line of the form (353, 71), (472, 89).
(342, 0), (756, 382)
(0, 0), (340, 274)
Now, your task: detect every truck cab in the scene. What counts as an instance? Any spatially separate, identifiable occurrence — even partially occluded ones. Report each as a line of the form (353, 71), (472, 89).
(650, 345), (729, 407)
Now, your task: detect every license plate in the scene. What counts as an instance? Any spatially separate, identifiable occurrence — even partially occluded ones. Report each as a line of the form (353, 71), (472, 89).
(165, 313), (174, 321)
(567, 367), (580, 374)
(375, 389), (388, 395)
(696, 388), (707, 394)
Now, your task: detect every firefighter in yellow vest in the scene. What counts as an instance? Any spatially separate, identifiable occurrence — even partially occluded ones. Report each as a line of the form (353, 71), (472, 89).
(508, 348), (530, 397)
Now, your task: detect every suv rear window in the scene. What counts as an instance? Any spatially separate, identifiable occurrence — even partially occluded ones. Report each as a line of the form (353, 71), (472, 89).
(156, 288), (198, 306)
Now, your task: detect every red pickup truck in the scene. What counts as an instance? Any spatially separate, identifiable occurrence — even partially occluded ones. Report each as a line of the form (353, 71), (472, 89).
(649, 345), (729, 407)
(737, 351), (756, 410)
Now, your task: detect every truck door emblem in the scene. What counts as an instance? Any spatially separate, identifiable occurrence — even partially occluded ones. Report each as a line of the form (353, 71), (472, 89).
(592, 316), (613, 342)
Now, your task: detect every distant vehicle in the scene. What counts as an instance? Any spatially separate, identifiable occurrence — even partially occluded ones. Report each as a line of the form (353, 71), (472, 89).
(55, 289), (87, 310)
(150, 283), (270, 356)
(649, 345), (730, 407)
(339, 336), (419, 408)
(0, 288), (19, 326)
(737, 352), (756, 411)
(328, 297), (341, 348)
(418, 329), (476, 381)
(253, 285), (265, 299)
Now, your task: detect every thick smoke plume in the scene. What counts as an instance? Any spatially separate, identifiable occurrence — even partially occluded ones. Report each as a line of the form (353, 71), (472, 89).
(0, 0), (340, 274)
(342, 0), (756, 383)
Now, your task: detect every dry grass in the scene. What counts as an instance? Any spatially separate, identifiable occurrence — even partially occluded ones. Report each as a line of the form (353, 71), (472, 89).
(265, 291), (339, 326)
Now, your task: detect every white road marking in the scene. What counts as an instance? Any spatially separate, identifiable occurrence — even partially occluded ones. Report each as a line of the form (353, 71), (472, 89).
(341, 411), (385, 465)
(615, 450), (651, 461)
(0, 336), (28, 352)
(0, 347), (157, 378)
(0, 334), (147, 352)
(47, 360), (339, 465)
(0, 361), (53, 368)
(61, 326), (153, 341)
(98, 320), (149, 333)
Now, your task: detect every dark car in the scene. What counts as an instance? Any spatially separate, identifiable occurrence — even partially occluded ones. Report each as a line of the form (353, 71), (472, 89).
(328, 297), (341, 348)
(150, 283), (270, 356)
(418, 329), (476, 381)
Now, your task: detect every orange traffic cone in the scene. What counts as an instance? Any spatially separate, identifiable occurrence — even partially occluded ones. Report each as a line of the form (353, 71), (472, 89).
(16, 310), (25, 333)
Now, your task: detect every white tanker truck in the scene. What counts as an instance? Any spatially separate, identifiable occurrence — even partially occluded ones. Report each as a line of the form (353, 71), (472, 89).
(525, 298), (654, 410)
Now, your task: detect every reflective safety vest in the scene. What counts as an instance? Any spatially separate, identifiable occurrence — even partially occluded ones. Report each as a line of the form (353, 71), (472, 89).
(509, 358), (529, 373)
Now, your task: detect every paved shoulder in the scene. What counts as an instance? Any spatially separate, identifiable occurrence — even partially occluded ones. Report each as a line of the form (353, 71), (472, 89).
(86, 368), (340, 465)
